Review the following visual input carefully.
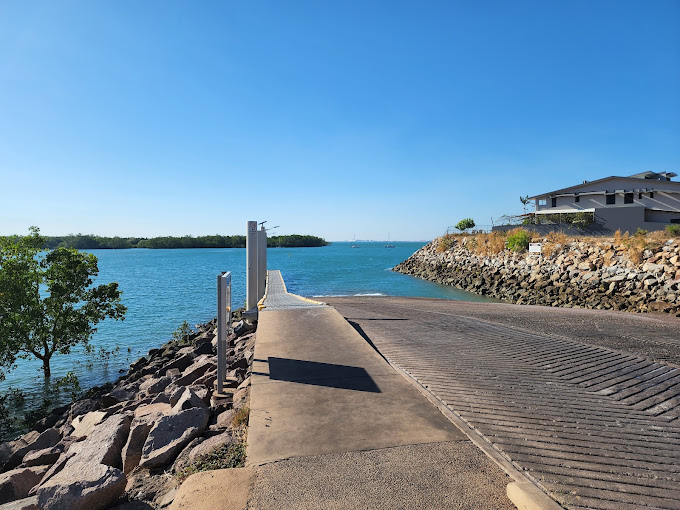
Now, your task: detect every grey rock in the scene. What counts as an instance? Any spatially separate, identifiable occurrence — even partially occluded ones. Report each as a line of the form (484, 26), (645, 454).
(67, 413), (131, 469)
(101, 386), (137, 408)
(167, 386), (185, 407)
(2, 429), (60, 472)
(139, 407), (209, 469)
(150, 392), (171, 405)
(71, 410), (108, 439)
(37, 461), (126, 510)
(154, 354), (193, 379)
(0, 466), (49, 504)
(216, 409), (235, 429)
(171, 388), (208, 413)
(186, 432), (234, 462)
(21, 446), (62, 467)
(122, 419), (153, 475)
(0, 495), (39, 510)
(173, 361), (215, 387)
(70, 399), (101, 419)
(139, 376), (172, 396)
(189, 386), (210, 405)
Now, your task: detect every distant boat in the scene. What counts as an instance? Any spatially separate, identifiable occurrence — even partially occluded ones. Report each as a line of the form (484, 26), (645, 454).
(384, 232), (395, 248)
(351, 234), (359, 248)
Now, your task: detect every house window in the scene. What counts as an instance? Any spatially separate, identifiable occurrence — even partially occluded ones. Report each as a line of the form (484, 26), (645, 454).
(624, 193), (634, 204)
(650, 192), (654, 198)
(551, 197), (557, 207)
(606, 194), (615, 205)
(539, 199), (546, 206)
(575, 195), (580, 203)
(671, 218), (680, 224)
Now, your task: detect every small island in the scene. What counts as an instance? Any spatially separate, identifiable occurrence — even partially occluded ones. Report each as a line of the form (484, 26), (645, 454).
(40, 234), (329, 250)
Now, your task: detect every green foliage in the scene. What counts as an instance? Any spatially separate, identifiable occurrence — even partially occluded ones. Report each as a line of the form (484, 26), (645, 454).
(38, 233), (329, 249)
(455, 218), (476, 232)
(0, 227), (44, 380)
(176, 441), (247, 482)
(267, 235), (328, 247)
(136, 235), (247, 249)
(172, 320), (193, 344)
(0, 227), (126, 378)
(52, 371), (82, 402)
(666, 224), (680, 235)
(506, 229), (532, 252)
(535, 211), (595, 226)
(437, 235), (456, 253)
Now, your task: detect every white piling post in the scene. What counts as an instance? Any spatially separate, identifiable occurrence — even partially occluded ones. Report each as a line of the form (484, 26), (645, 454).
(258, 226), (267, 300)
(217, 273), (225, 394)
(246, 220), (258, 310)
(217, 271), (232, 395)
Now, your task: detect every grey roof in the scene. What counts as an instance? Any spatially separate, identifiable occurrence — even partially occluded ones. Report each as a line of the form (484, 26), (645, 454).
(529, 173), (680, 200)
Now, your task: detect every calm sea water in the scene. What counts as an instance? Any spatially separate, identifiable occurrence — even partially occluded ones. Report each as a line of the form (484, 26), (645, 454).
(1, 242), (494, 424)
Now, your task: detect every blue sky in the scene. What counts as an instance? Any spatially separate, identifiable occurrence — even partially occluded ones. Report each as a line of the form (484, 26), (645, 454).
(1, 1), (678, 241)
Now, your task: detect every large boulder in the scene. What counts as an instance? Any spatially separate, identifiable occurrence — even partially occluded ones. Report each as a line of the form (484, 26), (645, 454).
(21, 446), (62, 467)
(37, 461), (126, 510)
(139, 408), (209, 469)
(154, 354), (193, 379)
(122, 419), (153, 476)
(2, 429), (61, 472)
(101, 385), (137, 408)
(173, 361), (215, 387)
(185, 432), (234, 462)
(172, 388), (208, 413)
(71, 411), (108, 439)
(138, 376), (172, 397)
(0, 495), (39, 510)
(66, 414), (131, 469)
(0, 466), (49, 504)
(69, 399), (101, 420)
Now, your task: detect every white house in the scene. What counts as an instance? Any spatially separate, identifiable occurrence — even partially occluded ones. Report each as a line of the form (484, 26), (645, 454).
(528, 171), (680, 233)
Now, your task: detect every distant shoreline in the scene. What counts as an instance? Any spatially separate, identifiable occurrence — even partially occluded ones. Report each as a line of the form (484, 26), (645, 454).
(31, 233), (329, 250)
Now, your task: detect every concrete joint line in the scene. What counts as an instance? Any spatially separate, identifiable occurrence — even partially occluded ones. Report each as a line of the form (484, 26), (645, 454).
(382, 354), (565, 510)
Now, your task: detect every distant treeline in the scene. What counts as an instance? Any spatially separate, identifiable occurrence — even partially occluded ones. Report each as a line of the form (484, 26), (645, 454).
(40, 234), (328, 250)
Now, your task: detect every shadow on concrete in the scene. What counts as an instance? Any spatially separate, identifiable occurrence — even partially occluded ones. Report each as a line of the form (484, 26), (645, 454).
(254, 357), (381, 393)
(346, 320), (390, 364)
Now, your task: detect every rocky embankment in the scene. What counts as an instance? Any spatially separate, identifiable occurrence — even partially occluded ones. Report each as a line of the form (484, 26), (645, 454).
(0, 318), (256, 510)
(395, 237), (680, 316)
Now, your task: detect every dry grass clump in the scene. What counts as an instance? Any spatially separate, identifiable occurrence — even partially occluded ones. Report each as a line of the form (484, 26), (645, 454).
(175, 441), (247, 482)
(472, 232), (506, 255)
(542, 231), (568, 258)
(231, 405), (250, 431)
(613, 229), (649, 265)
(437, 234), (456, 253)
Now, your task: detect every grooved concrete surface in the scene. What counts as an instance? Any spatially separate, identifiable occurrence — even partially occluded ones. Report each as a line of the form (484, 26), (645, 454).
(324, 296), (680, 510)
(261, 270), (325, 310)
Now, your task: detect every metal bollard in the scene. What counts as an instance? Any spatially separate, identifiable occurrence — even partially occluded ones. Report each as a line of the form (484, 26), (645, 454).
(258, 226), (267, 300)
(217, 271), (231, 394)
(246, 220), (258, 310)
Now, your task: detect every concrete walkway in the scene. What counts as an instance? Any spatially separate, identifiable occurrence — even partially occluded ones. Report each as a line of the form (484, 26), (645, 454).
(242, 272), (518, 509)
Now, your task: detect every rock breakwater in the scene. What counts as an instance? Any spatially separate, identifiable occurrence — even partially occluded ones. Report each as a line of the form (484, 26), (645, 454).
(394, 236), (680, 316)
(0, 317), (256, 510)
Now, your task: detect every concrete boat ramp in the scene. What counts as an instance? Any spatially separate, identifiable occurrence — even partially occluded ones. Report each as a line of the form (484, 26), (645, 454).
(187, 271), (680, 509)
